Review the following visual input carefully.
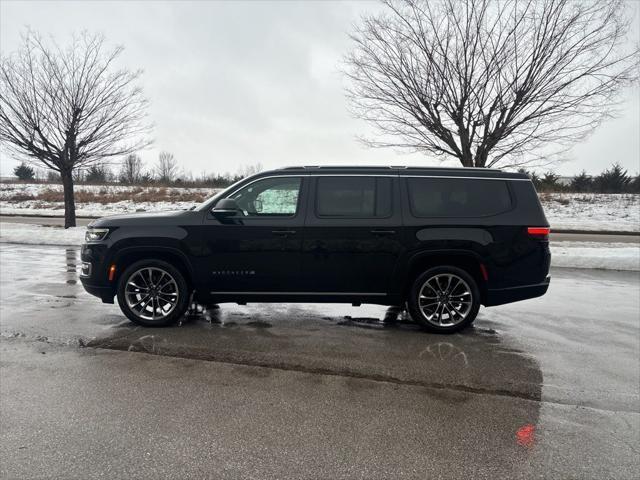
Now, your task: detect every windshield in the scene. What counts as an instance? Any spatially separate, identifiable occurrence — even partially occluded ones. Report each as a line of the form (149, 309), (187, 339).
(194, 176), (248, 211)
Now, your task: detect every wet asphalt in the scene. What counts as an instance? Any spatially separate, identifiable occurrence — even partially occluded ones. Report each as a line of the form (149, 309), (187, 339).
(0, 243), (639, 479)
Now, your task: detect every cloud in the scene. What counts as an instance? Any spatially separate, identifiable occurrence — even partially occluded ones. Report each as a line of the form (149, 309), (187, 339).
(1, 0), (638, 177)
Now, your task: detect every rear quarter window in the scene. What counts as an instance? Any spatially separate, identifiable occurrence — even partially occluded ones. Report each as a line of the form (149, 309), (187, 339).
(407, 177), (512, 218)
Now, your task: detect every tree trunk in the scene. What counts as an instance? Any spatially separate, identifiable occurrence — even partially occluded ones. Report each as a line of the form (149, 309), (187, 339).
(474, 149), (488, 168)
(459, 153), (474, 167)
(61, 169), (76, 228)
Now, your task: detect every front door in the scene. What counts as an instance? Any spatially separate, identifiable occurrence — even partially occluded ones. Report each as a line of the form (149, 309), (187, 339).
(201, 176), (306, 293)
(301, 175), (405, 295)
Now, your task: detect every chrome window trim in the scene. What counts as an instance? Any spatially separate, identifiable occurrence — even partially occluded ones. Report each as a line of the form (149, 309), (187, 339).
(202, 173), (529, 211)
(402, 175), (528, 181)
(224, 174), (527, 197)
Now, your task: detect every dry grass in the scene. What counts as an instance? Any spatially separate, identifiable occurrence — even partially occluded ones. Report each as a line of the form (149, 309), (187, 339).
(539, 193), (571, 205)
(3, 187), (209, 204)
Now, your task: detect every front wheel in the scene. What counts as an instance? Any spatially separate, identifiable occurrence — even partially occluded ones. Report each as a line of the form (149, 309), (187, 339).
(117, 260), (190, 327)
(407, 266), (480, 333)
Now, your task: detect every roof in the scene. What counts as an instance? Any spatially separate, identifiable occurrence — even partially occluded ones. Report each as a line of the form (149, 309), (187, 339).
(263, 165), (528, 180)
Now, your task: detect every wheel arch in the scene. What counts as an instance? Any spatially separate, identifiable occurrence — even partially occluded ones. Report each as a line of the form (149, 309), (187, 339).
(112, 246), (195, 289)
(403, 250), (487, 304)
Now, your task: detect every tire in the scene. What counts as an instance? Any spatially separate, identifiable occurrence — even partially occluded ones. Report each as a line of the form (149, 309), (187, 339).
(407, 266), (480, 334)
(117, 259), (190, 327)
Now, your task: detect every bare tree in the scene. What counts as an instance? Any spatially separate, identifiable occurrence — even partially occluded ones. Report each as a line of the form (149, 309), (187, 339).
(155, 151), (177, 183)
(345, 0), (639, 168)
(237, 162), (263, 178)
(119, 154), (144, 184)
(0, 31), (151, 227)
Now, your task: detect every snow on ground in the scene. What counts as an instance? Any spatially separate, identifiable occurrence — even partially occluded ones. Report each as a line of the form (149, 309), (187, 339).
(551, 241), (640, 271)
(538, 193), (639, 232)
(0, 182), (218, 217)
(0, 222), (638, 271)
(0, 200), (200, 217)
(0, 222), (85, 246)
(1, 183), (639, 232)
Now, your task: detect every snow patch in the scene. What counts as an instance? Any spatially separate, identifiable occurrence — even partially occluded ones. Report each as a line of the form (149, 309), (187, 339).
(550, 242), (640, 271)
(539, 193), (639, 232)
(0, 222), (85, 246)
(0, 182), (218, 217)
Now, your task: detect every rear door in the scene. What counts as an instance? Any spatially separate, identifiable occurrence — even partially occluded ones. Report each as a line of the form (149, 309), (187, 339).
(300, 175), (404, 295)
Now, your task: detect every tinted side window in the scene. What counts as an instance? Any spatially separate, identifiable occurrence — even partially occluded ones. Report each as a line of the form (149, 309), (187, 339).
(316, 177), (392, 218)
(231, 177), (301, 216)
(407, 178), (512, 217)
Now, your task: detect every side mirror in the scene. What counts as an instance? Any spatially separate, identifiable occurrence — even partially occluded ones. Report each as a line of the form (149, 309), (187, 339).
(211, 198), (240, 218)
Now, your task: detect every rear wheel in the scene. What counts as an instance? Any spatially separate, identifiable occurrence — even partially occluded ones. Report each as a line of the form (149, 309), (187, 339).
(407, 266), (480, 333)
(117, 259), (190, 327)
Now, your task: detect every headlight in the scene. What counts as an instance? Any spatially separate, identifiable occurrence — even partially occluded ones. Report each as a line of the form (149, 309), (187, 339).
(85, 228), (110, 243)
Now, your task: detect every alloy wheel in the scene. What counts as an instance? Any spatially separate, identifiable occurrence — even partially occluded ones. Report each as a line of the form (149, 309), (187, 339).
(417, 273), (473, 327)
(124, 267), (179, 321)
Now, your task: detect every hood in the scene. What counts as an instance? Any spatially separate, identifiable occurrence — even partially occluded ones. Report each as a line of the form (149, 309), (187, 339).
(89, 209), (200, 227)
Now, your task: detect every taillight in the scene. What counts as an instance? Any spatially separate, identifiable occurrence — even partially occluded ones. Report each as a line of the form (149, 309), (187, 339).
(527, 227), (550, 239)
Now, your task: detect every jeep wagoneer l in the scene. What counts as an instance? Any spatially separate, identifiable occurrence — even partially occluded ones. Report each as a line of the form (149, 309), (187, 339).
(80, 166), (550, 333)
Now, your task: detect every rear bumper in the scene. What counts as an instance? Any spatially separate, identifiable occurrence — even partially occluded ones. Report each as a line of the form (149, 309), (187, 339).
(484, 276), (550, 307)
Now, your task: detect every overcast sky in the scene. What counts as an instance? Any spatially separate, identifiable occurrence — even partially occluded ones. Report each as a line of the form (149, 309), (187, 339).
(1, 0), (638, 177)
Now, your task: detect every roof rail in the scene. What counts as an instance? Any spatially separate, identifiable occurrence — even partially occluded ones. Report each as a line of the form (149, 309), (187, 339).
(280, 165), (501, 171)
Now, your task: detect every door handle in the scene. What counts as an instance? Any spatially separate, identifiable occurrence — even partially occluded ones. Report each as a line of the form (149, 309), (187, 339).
(272, 230), (297, 236)
(370, 230), (396, 235)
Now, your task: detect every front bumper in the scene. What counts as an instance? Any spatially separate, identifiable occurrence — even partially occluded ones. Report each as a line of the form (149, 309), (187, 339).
(484, 276), (550, 307)
(80, 243), (114, 303)
(80, 280), (115, 304)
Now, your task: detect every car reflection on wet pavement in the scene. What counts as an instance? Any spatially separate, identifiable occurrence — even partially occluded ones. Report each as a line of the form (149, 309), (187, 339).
(1, 243), (638, 479)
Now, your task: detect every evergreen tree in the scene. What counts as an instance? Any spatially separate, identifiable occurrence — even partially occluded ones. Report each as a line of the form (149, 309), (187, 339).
(594, 163), (630, 193)
(570, 171), (593, 193)
(13, 162), (35, 181)
(85, 163), (111, 183)
(627, 174), (640, 193)
(539, 171), (560, 192)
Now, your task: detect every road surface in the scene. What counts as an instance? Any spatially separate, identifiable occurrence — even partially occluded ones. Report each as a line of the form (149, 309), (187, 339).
(1, 243), (638, 479)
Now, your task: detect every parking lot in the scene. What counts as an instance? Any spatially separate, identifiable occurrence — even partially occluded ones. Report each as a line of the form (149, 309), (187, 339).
(1, 242), (639, 479)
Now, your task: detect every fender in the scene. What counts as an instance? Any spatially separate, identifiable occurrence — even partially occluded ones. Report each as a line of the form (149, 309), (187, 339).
(390, 248), (487, 296)
(111, 245), (196, 279)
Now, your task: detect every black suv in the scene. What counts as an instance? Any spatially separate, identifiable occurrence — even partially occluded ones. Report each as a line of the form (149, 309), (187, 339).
(80, 166), (550, 333)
